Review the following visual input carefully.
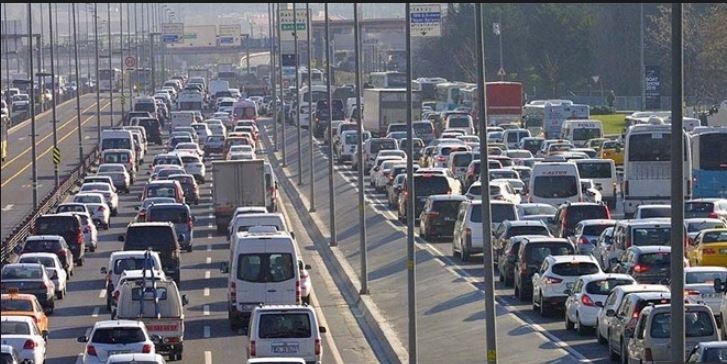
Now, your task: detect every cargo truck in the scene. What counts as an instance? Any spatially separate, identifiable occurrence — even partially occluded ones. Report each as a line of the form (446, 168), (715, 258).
(211, 159), (266, 234)
(362, 88), (421, 137)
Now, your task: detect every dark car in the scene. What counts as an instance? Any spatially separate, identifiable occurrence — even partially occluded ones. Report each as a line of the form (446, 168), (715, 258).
(513, 237), (575, 301)
(398, 173), (457, 223)
(32, 214), (85, 266)
(387, 174), (407, 209)
(119, 222), (181, 283)
(167, 173), (200, 205)
(498, 235), (544, 287)
(134, 117), (162, 145)
(144, 203), (194, 252)
(550, 202), (610, 239)
(0, 263), (55, 312)
(19, 235), (74, 276)
(204, 134), (226, 155)
(418, 194), (468, 240)
(612, 245), (674, 284)
(492, 220), (553, 263)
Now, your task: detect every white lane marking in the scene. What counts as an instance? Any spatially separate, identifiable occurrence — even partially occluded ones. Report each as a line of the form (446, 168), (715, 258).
(206, 256), (212, 264)
(204, 288), (210, 297)
(203, 326), (210, 338)
(207, 233), (213, 239)
(204, 351), (212, 364)
(84, 135), (90, 139)
(205, 271), (211, 279)
(98, 289), (106, 298)
(203, 305), (210, 316)
(91, 307), (100, 317)
(206, 245), (212, 252)
(1, 204), (14, 211)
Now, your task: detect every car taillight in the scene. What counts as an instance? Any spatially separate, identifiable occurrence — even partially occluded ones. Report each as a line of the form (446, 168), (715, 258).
(685, 289), (700, 296)
(249, 340), (256, 357)
(633, 264), (648, 273)
(296, 279), (301, 304)
(708, 212), (719, 219)
(581, 294), (595, 306)
(113, 290), (120, 302)
(426, 211), (440, 218)
(543, 276), (562, 284)
(23, 339), (36, 350)
(578, 237), (589, 245)
(229, 282), (236, 303)
(86, 345), (97, 356)
(76, 228), (84, 244)
(142, 344), (153, 353)
(315, 338), (322, 356)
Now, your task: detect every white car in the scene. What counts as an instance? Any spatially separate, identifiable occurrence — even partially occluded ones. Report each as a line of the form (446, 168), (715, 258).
(687, 266), (727, 324)
(174, 142), (205, 159)
(174, 151), (206, 184)
(78, 320), (159, 364)
(594, 283), (670, 345)
(107, 353), (167, 364)
(370, 158), (405, 191)
(373, 161), (407, 193)
(227, 145), (256, 160)
(564, 273), (635, 335)
(531, 255), (602, 316)
(0, 316), (47, 364)
(70, 211), (99, 252)
(79, 182), (119, 216)
(18, 252), (69, 300)
(73, 192), (111, 230)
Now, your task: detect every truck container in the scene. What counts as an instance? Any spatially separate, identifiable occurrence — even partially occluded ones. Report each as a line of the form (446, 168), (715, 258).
(211, 159), (266, 233)
(362, 88), (421, 137)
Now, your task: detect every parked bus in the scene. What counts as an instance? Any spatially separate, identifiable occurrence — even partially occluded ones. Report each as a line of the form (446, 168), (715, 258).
(369, 71), (408, 89)
(98, 68), (122, 92)
(622, 122), (692, 217)
(522, 99), (590, 139)
(690, 127), (727, 198)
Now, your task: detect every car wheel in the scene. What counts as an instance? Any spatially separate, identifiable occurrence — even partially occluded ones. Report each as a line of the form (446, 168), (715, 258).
(56, 290), (64, 300)
(302, 294), (311, 305)
(47, 300), (55, 315)
(596, 320), (607, 344)
(576, 314), (588, 336)
(111, 208), (118, 217)
(186, 244), (193, 253)
(539, 292), (549, 317)
(565, 313), (575, 331)
(514, 284), (520, 300)
(461, 244), (470, 262)
(77, 257), (84, 267)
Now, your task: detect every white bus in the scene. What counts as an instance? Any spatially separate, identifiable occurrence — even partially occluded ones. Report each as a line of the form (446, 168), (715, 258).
(522, 100), (590, 139)
(434, 81), (476, 111)
(622, 122), (692, 217)
(98, 68), (122, 92)
(369, 71), (408, 89)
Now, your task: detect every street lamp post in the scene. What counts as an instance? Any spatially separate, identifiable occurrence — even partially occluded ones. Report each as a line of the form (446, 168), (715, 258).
(150, 32), (160, 92)
(28, 3), (38, 210)
(72, 3), (84, 166)
(306, 3), (315, 212)
(94, 4), (100, 141)
(107, 3), (113, 126)
(48, 3), (59, 189)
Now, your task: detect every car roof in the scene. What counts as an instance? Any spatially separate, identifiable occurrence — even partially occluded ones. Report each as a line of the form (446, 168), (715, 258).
(106, 353), (165, 362)
(613, 284), (669, 294)
(146, 203), (189, 210)
(623, 291), (671, 301)
(0, 315), (35, 324)
(18, 252), (60, 259)
(576, 272), (635, 282)
(253, 304), (315, 313)
(25, 235), (64, 241)
(503, 220), (548, 226)
(685, 266), (727, 273)
(522, 237), (571, 244)
(687, 198), (726, 203)
(576, 219), (617, 225)
(629, 245), (671, 253)
(695, 341), (727, 349)
(426, 194), (468, 201)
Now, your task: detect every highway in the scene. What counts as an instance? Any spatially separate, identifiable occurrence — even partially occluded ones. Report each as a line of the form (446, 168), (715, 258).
(41, 119), (379, 364)
(262, 117), (625, 363)
(0, 93), (121, 240)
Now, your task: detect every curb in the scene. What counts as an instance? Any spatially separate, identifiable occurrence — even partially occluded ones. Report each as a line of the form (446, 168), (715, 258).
(261, 125), (407, 364)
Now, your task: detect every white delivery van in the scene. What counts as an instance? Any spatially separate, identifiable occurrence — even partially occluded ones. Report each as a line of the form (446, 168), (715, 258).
(247, 305), (326, 364)
(560, 119), (603, 147)
(221, 228), (303, 330)
(502, 128), (532, 150)
(573, 158), (618, 209)
(100, 128), (134, 153)
(170, 111), (196, 130)
(529, 161), (582, 206)
(228, 212), (291, 242)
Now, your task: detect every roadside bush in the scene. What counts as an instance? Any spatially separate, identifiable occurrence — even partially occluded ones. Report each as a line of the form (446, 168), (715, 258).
(590, 105), (615, 115)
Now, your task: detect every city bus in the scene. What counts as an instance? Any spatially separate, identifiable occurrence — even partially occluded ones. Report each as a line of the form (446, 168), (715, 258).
(622, 121), (692, 217)
(369, 71), (408, 89)
(690, 127), (727, 198)
(434, 81), (476, 111)
(1, 114), (9, 162)
(98, 68), (122, 92)
(522, 99), (590, 139)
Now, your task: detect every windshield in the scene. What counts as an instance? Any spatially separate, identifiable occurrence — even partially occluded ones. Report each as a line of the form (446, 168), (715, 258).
(576, 162), (613, 179)
(686, 270), (727, 284)
(448, 116), (471, 128)
(632, 227), (671, 246)
(532, 176), (578, 198)
(585, 279), (634, 295)
(258, 313), (312, 339)
(91, 327), (146, 344)
(551, 262), (600, 276)
(102, 138), (132, 150)
(573, 128), (602, 141)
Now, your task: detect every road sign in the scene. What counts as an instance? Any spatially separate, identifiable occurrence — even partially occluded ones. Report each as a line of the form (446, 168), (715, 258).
(497, 67), (506, 78)
(410, 4), (442, 37)
(161, 22), (184, 44)
(120, 94), (126, 105)
(218, 24), (240, 47)
(219, 36), (235, 45)
(124, 56), (136, 68)
(278, 9), (309, 41)
(52, 147), (61, 166)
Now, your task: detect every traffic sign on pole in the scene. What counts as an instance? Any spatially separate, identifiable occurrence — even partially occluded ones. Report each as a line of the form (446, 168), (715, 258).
(278, 8), (308, 41)
(410, 4), (442, 37)
(497, 67), (506, 78)
(124, 56), (136, 69)
(52, 147), (61, 166)
(161, 22), (184, 44)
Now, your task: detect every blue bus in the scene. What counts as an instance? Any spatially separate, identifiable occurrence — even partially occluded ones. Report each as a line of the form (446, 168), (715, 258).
(691, 127), (727, 198)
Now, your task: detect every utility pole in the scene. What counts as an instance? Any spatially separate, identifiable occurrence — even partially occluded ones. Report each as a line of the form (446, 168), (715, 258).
(107, 3), (113, 126)
(294, 4), (302, 186)
(325, 3), (336, 246)
(306, 3), (315, 212)
(354, 3), (369, 295)
(405, 4), (417, 363)
(277, 3), (286, 167)
(73, 3), (84, 166)
(94, 4), (100, 141)
(120, 2), (125, 117)
(28, 3), (38, 210)
(49, 3), (59, 189)
(640, 3), (645, 111)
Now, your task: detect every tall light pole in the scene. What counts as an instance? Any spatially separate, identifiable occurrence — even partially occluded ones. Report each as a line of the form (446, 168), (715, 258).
(306, 3), (315, 212)
(639, 3), (645, 110)
(39, 4), (45, 113)
(85, 4), (91, 94)
(325, 3), (336, 246)
(28, 3), (38, 210)
(277, 3), (286, 167)
(268, 3), (278, 152)
(294, 4), (302, 186)
(476, 4), (497, 363)
(3, 3), (9, 96)
(107, 3), (113, 126)
(48, 3), (59, 189)
(354, 3), (369, 295)
(494, 19), (504, 81)
(120, 2), (125, 117)
(94, 4), (100, 141)
(127, 2), (132, 108)
(72, 3), (84, 166)
(405, 5), (417, 361)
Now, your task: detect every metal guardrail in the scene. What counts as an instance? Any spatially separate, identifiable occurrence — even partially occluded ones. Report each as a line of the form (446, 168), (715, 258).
(0, 146), (100, 265)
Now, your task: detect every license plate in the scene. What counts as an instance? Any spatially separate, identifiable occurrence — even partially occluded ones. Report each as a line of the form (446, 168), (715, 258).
(444, 217), (455, 222)
(703, 293), (721, 299)
(272, 344), (299, 354)
(109, 350), (130, 356)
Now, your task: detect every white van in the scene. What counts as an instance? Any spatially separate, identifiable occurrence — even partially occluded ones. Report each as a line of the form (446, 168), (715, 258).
(247, 305), (326, 364)
(170, 111), (196, 130)
(228, 212), (291, 242)
(263, 162), (279, 213)
(573, 159), (617, 209)
(560, 119), (603, 147)
(221, 229), (303, 329)
(528, 161), (582, 206)
(502, 128), (531, 150)
(100, 129), (134, 153)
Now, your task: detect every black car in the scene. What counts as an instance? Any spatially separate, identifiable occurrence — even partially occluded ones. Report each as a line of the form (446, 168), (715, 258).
(398, 174), (456, 222)
(492, 220), (553, 263)
(32, 214), (85, 266)
(550, 202), (610, 239)
(418, 194), (468, 240)
(498, 235), (543, 287)
(612, 245), (674, 284)
(0, 263), (55, 312)
(513, 237), (575, 301)
(119, 222), (181, 283)
(134, 117), (162, 145)
(167, 174), (200, 205)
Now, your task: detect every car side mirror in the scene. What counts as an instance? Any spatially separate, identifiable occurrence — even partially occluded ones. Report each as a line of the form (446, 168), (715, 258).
(220, 262), (229, 274)
(714, 278), (724, 293)
(77, 336), (88, 343)
(605, 309), (616, 317)
(100, 267), (108, 274)
(178, 233), (186, 242)
(42, 330), (49, 340)
(290, 231), (295, 239)
(182, 294), (189, 306)
(319, 326), (327, 334)
(117, 235), (125, 242)
(563, 289), (572, 295)
(150, 334), (163, 344)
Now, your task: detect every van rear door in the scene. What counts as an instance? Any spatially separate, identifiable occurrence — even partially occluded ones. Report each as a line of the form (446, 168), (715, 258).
(266, 240), (298, 306)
